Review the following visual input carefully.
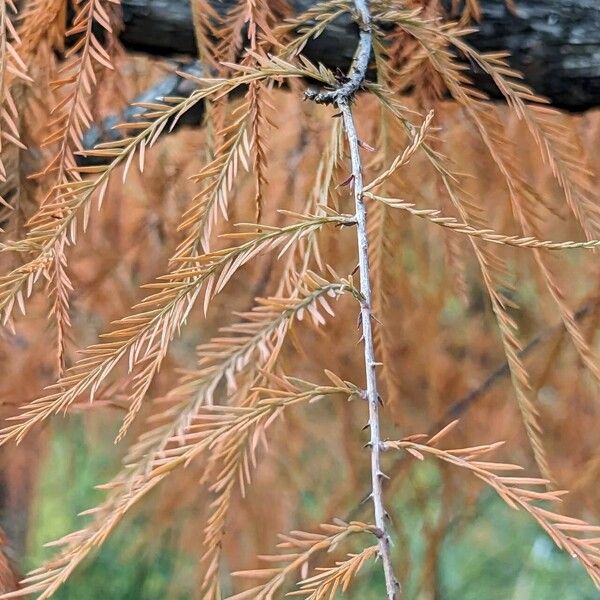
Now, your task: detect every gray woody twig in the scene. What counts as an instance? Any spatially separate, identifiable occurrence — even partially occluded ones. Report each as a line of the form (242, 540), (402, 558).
(307, 1), (400, 597)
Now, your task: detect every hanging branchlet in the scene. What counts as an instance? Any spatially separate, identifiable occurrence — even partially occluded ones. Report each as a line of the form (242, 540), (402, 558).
(275, 0), (352, 59)
(371, 86), (552, 480)
(191, 0), (222, 72)
(229, 521), (376, 600)
(135, 271), (356, 457)
(0, 0), (29, 200)
(36, 0), (117, 376)
(242, 1), (283, 226)
(177, 99), (254, 256)
(367, 192), (600, 250)
(0, 214), (350, 447)
(6, 373), (357, 600)
(148, 375), (355, 476)
(0, 56), (335, 328)
(289, 544), (379, 598)
(386, 421), (600, 587)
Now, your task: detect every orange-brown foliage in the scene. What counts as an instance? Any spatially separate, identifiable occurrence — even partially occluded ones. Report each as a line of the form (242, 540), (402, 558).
(0, 0), (598, 598)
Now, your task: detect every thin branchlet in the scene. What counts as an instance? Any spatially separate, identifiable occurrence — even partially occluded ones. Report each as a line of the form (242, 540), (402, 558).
(307, 1), (399, 597)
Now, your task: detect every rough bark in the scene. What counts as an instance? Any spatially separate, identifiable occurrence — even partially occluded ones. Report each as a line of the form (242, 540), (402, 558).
(117, 0), (600, 112)
(81, 0), (600, 153)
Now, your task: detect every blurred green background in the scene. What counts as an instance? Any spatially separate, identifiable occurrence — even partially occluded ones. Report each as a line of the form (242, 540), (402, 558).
(27, 419), (598, 599)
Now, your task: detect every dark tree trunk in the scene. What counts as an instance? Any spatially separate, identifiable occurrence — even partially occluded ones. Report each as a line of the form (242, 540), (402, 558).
(117, 0), (600, 112)
(82, 0), (600, 154)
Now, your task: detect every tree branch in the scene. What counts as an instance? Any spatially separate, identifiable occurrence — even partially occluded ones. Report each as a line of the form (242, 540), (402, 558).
(81, 0), (600, 155)
(114, 0), (600, 112)
(437, 300), (597, 427)
(305, 1), (399, 597)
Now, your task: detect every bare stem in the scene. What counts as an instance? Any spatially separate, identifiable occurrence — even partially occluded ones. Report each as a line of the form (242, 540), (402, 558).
(306, 1), (399, 597)
(341, 98), (399, 599)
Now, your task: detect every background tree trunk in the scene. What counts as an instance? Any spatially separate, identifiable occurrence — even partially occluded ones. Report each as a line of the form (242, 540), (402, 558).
(117, 0), (600, 112)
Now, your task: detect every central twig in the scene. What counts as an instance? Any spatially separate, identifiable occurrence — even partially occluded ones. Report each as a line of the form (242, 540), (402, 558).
(306, 1), (399, 598)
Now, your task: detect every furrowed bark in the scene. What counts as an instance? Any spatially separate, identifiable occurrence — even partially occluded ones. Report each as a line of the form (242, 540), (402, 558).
(116, 0), (600, 112)
(82, 0), (600, 154)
